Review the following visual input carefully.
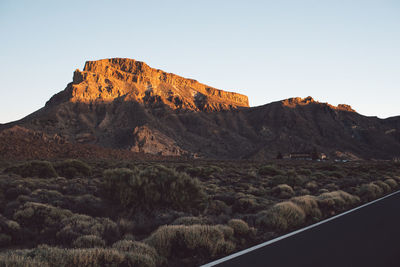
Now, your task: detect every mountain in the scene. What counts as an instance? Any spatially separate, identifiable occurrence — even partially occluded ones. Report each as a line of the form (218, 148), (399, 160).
(50, 58), (249, 111)
(1, 58), (400, 160)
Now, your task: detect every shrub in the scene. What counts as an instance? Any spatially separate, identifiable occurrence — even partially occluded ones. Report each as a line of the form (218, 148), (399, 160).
(305, 181), (318, 191)
(0, 253), (49, 267)
(256, 202), (305, 232)
(13, 202), (72, 229)
(228, 219), (251, 236)
(117, 218), (135, 236)
(29, 189), (64, 206)
(0, 215), (21, 246)
(6, 245), (157, 267)
(206, 200), (231, 215)
(258, 165), (283, 176)
(384, 179), (398, 190)
(68, 194), (104, 217)
(172, 216), (210, 226)
(374, 181), (391, 194)
(317, 190), (360, 212)
(73, 235), (106, 248)
(103, 165), (207, 211)
(5, 161), (58, 178)
(57, 214), (119, 246)
(232, 193), (259, 213)
(112, 240), (161, 265)
(54, 159), (91, 178)
(102, 168), (140, 206)
(12, 202), (73, 244)
(290, 195), (322, 220)
(5, 186), (31, 200)
(358, 183), (384, 201)
(112, 240), (164, 266)
(272, 184), (295, 199)
(144, 224), (235, 260)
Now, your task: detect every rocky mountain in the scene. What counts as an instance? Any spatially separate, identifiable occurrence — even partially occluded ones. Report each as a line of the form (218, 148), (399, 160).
(51, 58), (249, 111)
(1, 58), (400, 160)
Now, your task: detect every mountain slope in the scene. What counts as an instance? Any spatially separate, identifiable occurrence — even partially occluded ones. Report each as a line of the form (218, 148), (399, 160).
(1, 58), (400, 160)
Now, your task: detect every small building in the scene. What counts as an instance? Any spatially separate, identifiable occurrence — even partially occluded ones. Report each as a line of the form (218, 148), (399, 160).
(289, 153), (312, 160)
(289, 152), (327, 160)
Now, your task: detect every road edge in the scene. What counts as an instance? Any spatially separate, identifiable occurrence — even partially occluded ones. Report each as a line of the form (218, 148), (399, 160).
(201, 189), (400, 267)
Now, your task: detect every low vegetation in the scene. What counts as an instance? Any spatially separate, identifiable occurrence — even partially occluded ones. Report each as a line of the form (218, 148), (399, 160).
(0, 159), (399, 266)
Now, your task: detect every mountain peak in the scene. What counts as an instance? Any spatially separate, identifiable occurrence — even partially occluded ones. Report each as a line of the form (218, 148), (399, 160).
(67, 58), (249, 111)
(281, 96), (355, 112)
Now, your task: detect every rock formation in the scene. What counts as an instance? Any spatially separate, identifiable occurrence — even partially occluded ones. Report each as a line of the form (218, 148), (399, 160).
(64, 58), (249, 111)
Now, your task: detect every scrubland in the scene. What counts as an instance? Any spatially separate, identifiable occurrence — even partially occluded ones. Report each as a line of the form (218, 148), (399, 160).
(0, 159), (399, 266)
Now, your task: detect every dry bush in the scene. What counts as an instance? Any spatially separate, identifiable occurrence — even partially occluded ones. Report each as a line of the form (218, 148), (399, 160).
(0, 215), (20, 246)
(28, 189), (64, 206)
(5, 161), (58, 178)
(206, 200), (231, 215)
(172, 216), (210, 226)
(103, 165), (206, 211)
(384, 179), (398, 190)
(374, 181), (391, 194)
(0, 253), (49, 267)
(72, 235), (106, 248)
(112, 240), (156, 254)
(228, 219), (251, 236)
(3, 245), (157, 267)
(358, 183), (384, 201)
(14, 202), (72, 229)
(317, 190), (360, 212)
(256, 202), (306, 232)
(112, 240), (162, 265)
(12, 202), (73, 245)
(54, 159), (91, 178)
(305, 181), (318, 191)
(272, 184), (295, 199)
(144, 224), (235, 260)
(325, 183), (339, 191)
(233, 193), (259, 213)
(67, 194), (104, 217)
(5, 186), (31, 201)
(290, 195), (322, 220)
(117, 218), (135, 236)
(57, 214), (119, 246)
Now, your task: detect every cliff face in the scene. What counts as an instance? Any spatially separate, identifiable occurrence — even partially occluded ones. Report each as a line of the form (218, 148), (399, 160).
(68, 58), (249, 111)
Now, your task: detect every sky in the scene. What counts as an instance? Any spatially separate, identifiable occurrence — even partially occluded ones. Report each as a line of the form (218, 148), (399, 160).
(0, 0), (399, 123)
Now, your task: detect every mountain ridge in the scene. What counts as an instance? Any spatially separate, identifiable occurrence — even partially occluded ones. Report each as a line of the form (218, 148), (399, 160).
(1, 58), (399, 160)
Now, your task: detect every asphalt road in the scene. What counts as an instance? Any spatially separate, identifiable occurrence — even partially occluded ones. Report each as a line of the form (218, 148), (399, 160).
(203, 191), (400, 267)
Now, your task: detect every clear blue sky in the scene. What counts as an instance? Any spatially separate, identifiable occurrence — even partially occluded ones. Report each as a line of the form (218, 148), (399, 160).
(1, 0), (399, 123)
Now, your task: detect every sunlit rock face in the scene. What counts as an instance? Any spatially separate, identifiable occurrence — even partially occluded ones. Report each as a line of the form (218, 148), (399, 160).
(69, 58), (249, 111)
